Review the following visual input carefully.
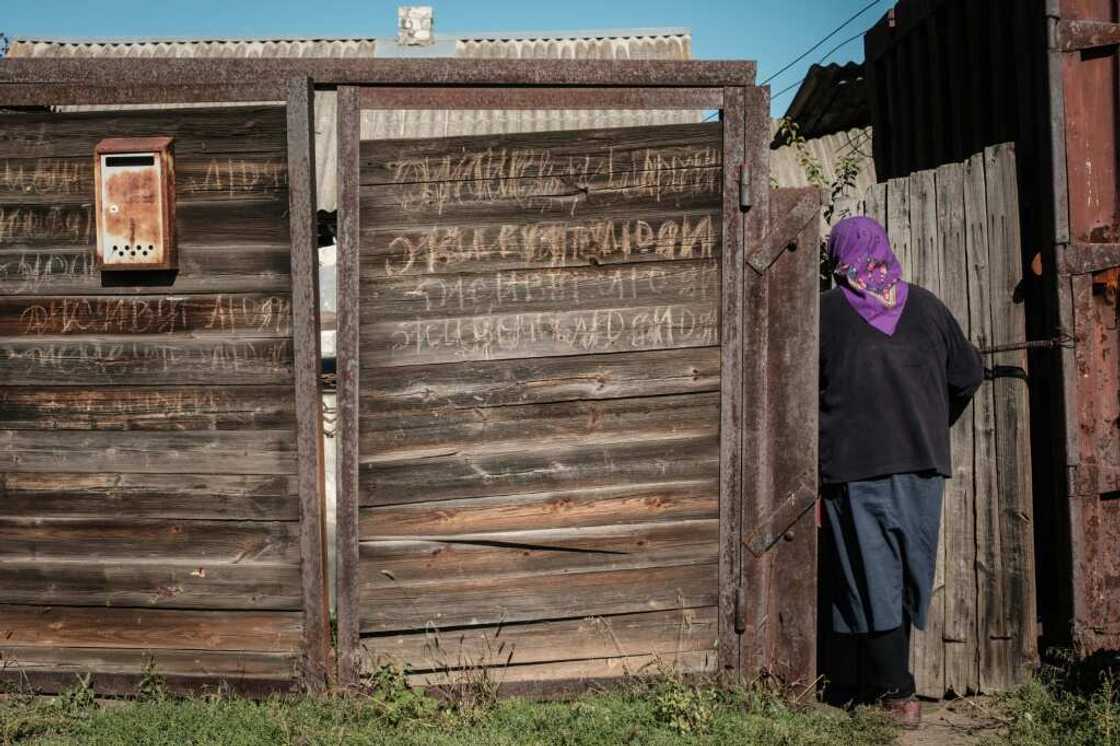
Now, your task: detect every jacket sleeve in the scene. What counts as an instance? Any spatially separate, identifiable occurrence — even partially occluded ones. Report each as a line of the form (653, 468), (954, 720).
(943, 306), (985, 424)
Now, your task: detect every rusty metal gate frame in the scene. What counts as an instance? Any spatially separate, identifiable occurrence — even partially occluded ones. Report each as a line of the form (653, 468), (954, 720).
(0, 58), (821, 690)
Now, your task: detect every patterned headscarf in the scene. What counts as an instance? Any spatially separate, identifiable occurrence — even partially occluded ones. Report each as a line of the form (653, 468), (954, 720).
(827, 216), (909, 336)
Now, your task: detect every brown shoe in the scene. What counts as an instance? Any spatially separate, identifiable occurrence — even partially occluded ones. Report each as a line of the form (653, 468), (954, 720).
(881, 697), (921, 729)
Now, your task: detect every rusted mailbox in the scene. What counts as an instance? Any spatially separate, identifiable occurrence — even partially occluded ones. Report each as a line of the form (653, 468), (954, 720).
(94, 136), (176, 270)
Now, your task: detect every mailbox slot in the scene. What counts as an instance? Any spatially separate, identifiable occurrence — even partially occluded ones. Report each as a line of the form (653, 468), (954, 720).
(94, 137), (176, 271)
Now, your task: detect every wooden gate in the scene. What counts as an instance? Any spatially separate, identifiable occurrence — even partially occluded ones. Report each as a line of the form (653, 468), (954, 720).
(0, 86), (329, 694)
(334, 84), (823, 690)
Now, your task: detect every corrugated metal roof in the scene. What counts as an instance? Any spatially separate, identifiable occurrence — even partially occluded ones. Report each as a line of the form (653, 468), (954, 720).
(778, 62), (870, 143)
(8, 29), (699, 211)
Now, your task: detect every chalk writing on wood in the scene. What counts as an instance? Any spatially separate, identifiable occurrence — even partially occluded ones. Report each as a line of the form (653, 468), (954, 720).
(1, 339), (293, 376)
(389, 264), (719, 315)
(185, 159), (288, 195)
(0, 160), (86, 196)
(13, 295), (292, 336)
(0, 252), (95, 292)
(386, 146), (722, 214)
(378, 214), (716, 276)
(0, 205), (94, 243)
(386, 303), (719, 360)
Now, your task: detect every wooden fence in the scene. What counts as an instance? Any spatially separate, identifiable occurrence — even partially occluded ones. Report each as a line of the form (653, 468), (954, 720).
(859, 143), (1037, 697)
(0, 105), (328, 693)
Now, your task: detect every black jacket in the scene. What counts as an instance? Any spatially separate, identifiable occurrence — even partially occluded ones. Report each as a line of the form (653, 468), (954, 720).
(819, 285), (985, 484)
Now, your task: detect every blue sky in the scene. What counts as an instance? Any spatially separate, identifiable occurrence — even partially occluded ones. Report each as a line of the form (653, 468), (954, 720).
(0, 0), (890, 115)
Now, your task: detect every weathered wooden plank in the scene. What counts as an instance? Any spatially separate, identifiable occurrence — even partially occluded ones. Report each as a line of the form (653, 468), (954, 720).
(361, 167), (720, 221)
(359, 122), (722, 186)
(361, 392), (718, 463)
(360, 300), (720, 368)
(0, 197), (290, 247)
(0, 605), (302, 652)
(965, 151), (1004, 692)
(336, 84), (363, 687)
(359, 479), (718, 538)
(0, 107), (288, 160)
(0, 646), (297, 680)
(287, 75), (330, 689)
(361, 520), (718, 583)
(758, 188), (820, 686)
(0, 152), (288, 204)
(0, 472), (299, 521)
(984, 143), (1036, 690)
(0, 386), (295, 431)
(404, 649), (717, 689)
(863, 181), (888, 226)
(0, 517), (299, 563)
(360, 260), (720, 324)
(0, 243), (292, 296)
(365, 607), (717, 670)
(359, 562), (716, 633)
(0, 293), (291, 338)
(909, 169), (941, 294)
(907, 167), (946, 700)
(0, 430), (297, 474)
(360, 347), (720, 411)
(0, 337), (294, 385)
(360, 208), (720, 278)
(359, 433), (719, 507)
(937, 162), (980, 696)
(0, 561), (302, 610)
(738, 84), (771, 677)
(886, 177), (913, 277)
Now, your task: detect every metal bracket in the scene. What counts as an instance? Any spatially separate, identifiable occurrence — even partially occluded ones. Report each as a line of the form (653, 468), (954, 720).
(743, 469), (817, 557)
(1056, 20), (1120, 53)
(746, 187), (822, 275)
(739, 165), (751, 211)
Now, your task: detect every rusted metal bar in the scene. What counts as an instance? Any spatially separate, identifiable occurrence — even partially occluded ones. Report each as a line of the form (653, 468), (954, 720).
(1060, 242), (1120, 275)
(1056, 19), (1120, 52)
(334, 85), (362, 689)
(357, 86), (722, 110)
(0, 58), (756, 88)
(286, 75), (331, 690)
(978, 334), (1075, 355)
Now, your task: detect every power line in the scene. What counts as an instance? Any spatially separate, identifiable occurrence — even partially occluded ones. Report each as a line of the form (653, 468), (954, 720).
(771, 28), (875, 104)
(761, 0), (886, 85)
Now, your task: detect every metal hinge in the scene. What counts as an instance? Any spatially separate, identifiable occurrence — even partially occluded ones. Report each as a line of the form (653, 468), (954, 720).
(739, 165), (751, 211)
(734, 585), (746, 633)
(1056, 19), (1120, 53)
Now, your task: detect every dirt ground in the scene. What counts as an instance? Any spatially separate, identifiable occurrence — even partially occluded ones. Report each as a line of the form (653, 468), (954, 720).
(897, 698), (1007, 745)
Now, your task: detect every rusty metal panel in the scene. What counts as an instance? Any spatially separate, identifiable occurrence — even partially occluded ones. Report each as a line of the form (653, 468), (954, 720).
(1054, 0), (1120, 653)
(93, 136), (176, 270)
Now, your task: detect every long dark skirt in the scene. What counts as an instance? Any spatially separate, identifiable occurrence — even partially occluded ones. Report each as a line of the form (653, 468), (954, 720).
(822, 472), (945, 635)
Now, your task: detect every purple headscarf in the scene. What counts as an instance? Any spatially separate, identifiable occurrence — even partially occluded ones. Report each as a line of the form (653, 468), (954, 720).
(827, 216), (909, 336)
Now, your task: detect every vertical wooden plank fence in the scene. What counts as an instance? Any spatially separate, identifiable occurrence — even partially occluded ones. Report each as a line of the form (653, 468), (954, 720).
(856, 144), (1037, 697)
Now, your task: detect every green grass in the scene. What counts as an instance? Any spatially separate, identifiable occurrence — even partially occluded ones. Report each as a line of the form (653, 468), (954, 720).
(1, 670), (900, 746)
(980, 649), (1120, 746)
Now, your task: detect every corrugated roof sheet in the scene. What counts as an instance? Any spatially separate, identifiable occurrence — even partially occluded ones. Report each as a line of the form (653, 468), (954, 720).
(778, 62), (870, 143)
(8, 29), (699, 210)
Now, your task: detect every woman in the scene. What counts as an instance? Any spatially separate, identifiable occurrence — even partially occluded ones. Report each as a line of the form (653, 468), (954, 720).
(819, 216), (984, 727)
